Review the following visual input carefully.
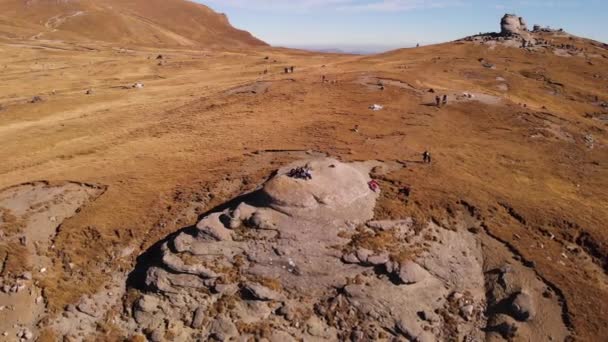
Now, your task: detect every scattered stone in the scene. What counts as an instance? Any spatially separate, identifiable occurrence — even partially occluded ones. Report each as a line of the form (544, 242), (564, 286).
(137, 295), (159, 313)
(17, 328), (33, 340)
(248, 211), (275, 230)
(510, 291), (535, 321)
(85, 89), (94, 95)
(148, 329), (164, 342)
(397, 261), (427, 284)
(196, 213), (233, 241)
(77, 300), (100, 318)
(367, 252), (390, 266)
(355, 248), (373, 264)
(461, 304), (474, 318)
(20, 272), (32, 280)
(214, 283), (238, 296)
(209, 316), (238, 340)
(191, 306), (206, 329)
(342, 252), (359, 264)
(243, 283), (282, 301)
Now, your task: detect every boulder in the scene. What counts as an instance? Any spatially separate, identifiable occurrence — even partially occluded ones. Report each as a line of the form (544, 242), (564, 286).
(342, 252), (360, 264)
(501, 14), (528, 36)
(368, 252), (390, 266)
(161, 244), (218, 278)
(196, 213), (233, 241)
(248, 210), (275, 230)
(214, 283), (239, 296)
(137, 295), (160, 313)
(191, 306), (206, 329)
(355, 248), (373, 264)
(398, 261), (427, 284)
(510, 291), (535, 321)
(262, 158), (375, 220)
(145, 267), (208, 293)
(209, 316), (238, 340)
(243, 283), (283, 301)
(77, 298), (101, 318)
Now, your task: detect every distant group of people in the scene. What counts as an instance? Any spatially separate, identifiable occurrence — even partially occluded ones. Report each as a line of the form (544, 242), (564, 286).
(435, 95), (448, 107)
(422, 151), (432, 164)
(284, 66), (295, 74)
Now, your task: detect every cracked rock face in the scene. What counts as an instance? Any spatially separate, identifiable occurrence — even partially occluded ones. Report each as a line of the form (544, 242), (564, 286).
(126, 158), (569, 341)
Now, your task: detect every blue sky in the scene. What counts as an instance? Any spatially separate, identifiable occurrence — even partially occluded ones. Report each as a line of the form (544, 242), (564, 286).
(199, 0), (607, 52)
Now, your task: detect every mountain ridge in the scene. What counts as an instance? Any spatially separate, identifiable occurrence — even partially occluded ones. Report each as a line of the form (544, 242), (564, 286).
(0, 0), (268, 47)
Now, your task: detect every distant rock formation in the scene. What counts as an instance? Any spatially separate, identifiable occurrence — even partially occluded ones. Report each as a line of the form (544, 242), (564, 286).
(501, 14), (528, 36)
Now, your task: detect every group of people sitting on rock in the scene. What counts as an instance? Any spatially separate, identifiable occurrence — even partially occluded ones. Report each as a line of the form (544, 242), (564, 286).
(287, 166), (312, 180)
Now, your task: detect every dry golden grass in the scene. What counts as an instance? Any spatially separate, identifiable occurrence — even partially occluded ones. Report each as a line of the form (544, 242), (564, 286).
(0, 29), (606, 339)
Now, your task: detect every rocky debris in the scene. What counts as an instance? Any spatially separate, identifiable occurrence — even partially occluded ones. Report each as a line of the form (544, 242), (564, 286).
(16, 328), (33, 341)
(190, 306), (206, 329)
(209, 316), (238, 340)
(243, 283), (283, 301)
(367, 252), (390, 266)
(77, 298), (101, 318)
(341, 248), (389, 266)
(342, 252), (360, 264)
(366, 219), (413, 231)
(137, 295), (159, 313)
(214, 283), (238, 296)
(398, 261), (427, 284)
(124, 157), (569, 341)
(85, 89), (94, 95)
(132, 82), (144, 89)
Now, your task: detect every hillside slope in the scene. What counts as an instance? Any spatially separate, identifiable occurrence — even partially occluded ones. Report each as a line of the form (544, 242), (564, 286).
(0, 0), (267, 47)
(0, 13), (606, 342)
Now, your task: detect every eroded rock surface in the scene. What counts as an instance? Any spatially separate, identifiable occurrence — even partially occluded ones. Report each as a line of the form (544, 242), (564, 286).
(501, 14), (528, 36)
(125, 158), (569, 341)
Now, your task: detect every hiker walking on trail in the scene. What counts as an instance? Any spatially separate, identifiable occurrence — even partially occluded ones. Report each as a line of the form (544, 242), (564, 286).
(290, 66), (295, 73)
(422, 151), (432, 164)
(442, 95), (448, 106)
(435, 96), (441, 107)
(284, 67), (289, 74)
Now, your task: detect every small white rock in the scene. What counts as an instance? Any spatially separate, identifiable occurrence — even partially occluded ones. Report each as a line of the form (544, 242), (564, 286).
(39, 268), (47, 273)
